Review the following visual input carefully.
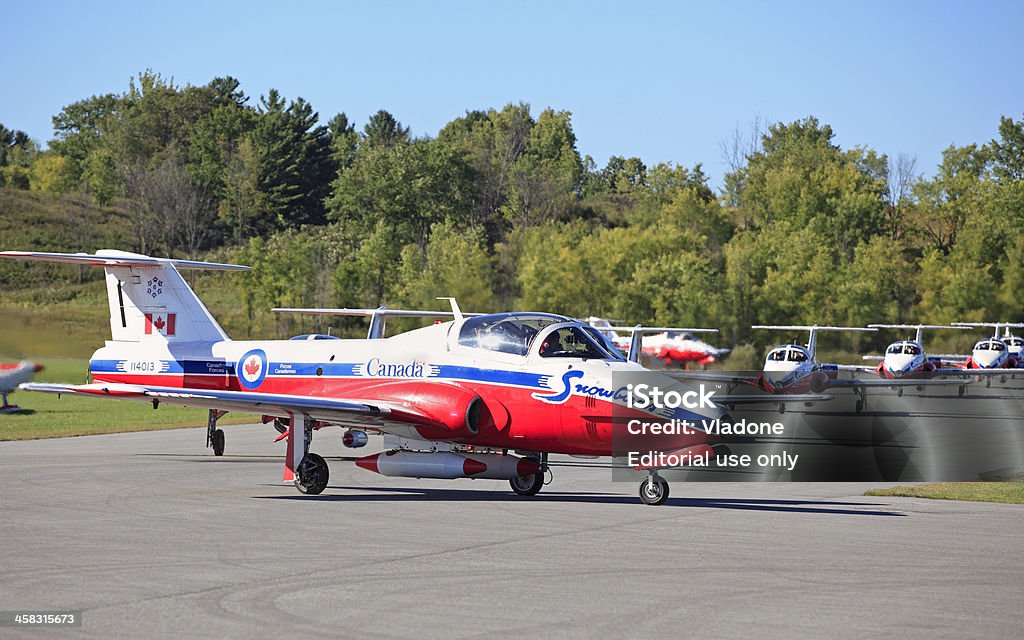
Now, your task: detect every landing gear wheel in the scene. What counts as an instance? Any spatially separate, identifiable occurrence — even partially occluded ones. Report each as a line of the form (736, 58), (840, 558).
(212, 429), (225, 456)
(855, 400), (864, 414)
(510, 472), (544, 496)
(295, 452), (329, 495)
(897, 388), (904, 398)
(639, 475), (669, 505)
(959, 385), (966, 397)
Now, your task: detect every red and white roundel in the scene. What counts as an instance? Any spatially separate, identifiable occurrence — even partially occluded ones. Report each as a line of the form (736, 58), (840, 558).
(237, 349), (268, 389)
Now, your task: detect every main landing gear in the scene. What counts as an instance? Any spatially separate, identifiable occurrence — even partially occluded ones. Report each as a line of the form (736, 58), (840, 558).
(206, 409), (227, 456)
(509, 452), (547, 496)
(639, 473), (670, 506)
(294, 415), (329, 495)
(854, 387), (869, 414)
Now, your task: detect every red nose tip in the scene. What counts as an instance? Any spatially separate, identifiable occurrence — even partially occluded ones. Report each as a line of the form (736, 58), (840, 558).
(355, 454), (380, 474)
(462, 457), (488, 476)
(34, 364), (44, 372)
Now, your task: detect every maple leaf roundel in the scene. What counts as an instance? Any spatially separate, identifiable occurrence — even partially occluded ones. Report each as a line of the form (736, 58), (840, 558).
(237, 349), (268, 389)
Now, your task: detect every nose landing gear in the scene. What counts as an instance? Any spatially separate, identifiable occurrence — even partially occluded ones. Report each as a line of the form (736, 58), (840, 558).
(639, 473), (670, 506)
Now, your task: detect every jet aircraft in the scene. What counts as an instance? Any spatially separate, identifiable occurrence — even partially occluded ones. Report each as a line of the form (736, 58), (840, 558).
(676, 325), (965, 413)
(0, 249), (814, 505)
(585, 317), (729, 367)
(0, 361), (44, 413)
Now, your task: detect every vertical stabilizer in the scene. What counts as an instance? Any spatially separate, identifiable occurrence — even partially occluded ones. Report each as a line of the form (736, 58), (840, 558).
(0, 249), (248, 343)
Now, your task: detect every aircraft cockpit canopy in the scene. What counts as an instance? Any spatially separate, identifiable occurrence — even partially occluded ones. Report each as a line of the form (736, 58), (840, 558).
(1006, 337), (1023, 348)
(665, 331), (696, 341)
(537, 325), (615, 359)
(975, 340), (1006, 352)
(886, 342), (922, 355)
(767, 346), (809, 362)
(458, 313), (568, 356)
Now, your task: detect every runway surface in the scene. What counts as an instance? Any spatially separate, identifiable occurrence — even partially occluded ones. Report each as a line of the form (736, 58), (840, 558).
(2, 423), (1024, 639)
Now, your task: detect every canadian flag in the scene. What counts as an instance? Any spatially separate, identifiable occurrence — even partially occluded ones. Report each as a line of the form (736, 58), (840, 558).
(144, 313), (176, 336)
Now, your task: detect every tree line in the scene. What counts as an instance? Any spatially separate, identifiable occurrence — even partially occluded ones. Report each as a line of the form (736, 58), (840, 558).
(2, 71), (1023, 345)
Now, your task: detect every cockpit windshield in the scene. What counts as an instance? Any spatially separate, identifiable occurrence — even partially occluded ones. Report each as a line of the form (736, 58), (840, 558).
(458, 313), (568, 356)
(787, 349), (808, 362)
(1007, 337), (1023, 348)
(580, 325), (626, 360)
(887, 343), (921, 355)
(665, 331), (695, 341)
(767, 347), (807, 362)
(538, 325), (613, 359)
(977, 340), (1005, 352)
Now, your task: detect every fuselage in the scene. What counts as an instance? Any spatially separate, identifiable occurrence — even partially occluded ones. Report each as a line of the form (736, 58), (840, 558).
(89, 314), (725, 456)
(758, 344), (832, 393)
(877, 340), (937, 378)
(963, 338), (1018, 370)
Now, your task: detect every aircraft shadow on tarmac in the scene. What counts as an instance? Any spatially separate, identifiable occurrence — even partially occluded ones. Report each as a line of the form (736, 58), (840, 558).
(254, 486), (906, 516)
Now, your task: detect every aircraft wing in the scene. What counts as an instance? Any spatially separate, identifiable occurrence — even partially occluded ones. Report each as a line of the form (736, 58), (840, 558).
(22, 382), (391, 422)
(664, 371), (758, 385)
(19, 381), (489, 435)
(930, 367), (1020, 377)
(827, 378), (968, 388)
(834, 364), (878, 374)
(715, 393), (833, 405)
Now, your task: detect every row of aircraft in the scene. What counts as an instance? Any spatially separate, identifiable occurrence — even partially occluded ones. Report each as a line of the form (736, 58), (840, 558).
(0, 249), (1020, 505)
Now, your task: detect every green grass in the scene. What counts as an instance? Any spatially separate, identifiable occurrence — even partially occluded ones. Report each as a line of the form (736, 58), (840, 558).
(865, 481), (1024, 504)
(1, 357), (251, 440)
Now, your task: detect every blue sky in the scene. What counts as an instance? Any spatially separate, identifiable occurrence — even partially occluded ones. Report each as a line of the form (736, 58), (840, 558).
(4, 0), (1022, 186)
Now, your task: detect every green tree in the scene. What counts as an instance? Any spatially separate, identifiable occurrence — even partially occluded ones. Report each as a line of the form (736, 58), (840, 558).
(250, 89), (333, 231)
(362, 110), (410, 149)
(396, 222), (497, 312)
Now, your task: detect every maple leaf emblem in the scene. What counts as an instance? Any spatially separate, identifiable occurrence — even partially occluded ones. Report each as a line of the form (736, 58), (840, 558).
(153, 316), (166, 331)
(244, 357), (261, 377)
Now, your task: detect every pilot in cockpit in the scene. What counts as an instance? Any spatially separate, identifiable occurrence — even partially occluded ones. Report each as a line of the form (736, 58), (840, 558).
(539, 332), (563, 357)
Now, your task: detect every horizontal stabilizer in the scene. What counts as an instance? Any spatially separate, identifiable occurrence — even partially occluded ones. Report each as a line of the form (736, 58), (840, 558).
(0, 250), (249, 271)
(607, 325), (718, 334)
(868, 324), (964, 330)
(717, 393), (834, 405)
(752, 325), (876, 332)
(273, 307), (481, 318)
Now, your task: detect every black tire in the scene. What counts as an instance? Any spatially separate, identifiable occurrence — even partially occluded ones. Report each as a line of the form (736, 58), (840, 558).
(295, 452), (329, 495)
(639, 476), (670, 506)
(959, 385), (966, 397)
(509, 472), (544, 496)
(212, 429), (225, 456)
(855, 400), (864, 414)
(897, 388), (904, 398)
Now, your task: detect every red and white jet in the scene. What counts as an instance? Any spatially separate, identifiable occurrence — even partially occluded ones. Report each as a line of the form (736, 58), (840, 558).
(677, 325), (965, 413)
(948, 322), (1024, 371)
(585, 317), (729, 367)
(1, 249), (804, 505)
(0, 361), (44, 413)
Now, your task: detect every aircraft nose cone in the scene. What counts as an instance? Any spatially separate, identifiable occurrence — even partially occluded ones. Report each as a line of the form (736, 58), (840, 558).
(33, 363), (44, 372)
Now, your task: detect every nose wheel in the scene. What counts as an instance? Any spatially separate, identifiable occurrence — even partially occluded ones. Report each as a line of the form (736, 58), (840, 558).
(206, 409), (227, 456)
(639, 474), (670, 505)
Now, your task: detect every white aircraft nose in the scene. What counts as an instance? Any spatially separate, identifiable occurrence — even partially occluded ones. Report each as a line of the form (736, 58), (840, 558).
(885, 355), (915, 375)
(973, 351), (1001, 368)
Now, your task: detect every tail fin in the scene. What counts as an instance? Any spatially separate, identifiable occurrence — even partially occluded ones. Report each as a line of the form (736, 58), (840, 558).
(0, 250), (248, 343)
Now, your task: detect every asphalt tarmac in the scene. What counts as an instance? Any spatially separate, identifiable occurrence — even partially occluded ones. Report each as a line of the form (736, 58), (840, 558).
(1, 422), (1023, 639)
